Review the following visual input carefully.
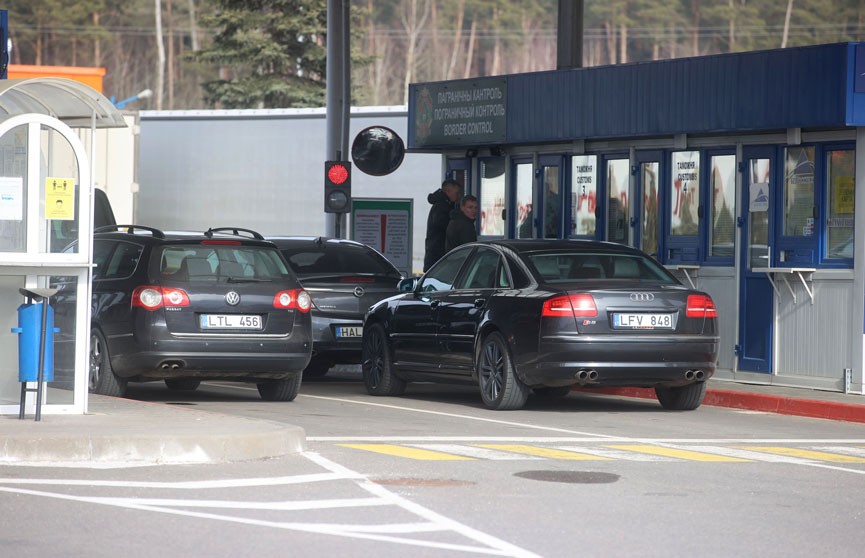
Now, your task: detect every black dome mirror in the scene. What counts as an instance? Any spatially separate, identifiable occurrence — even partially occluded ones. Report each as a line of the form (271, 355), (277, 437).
(351, 126), (405, 176)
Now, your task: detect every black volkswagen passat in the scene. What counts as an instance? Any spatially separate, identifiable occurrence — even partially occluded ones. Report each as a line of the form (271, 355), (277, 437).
(54, 226), (313, 401)
(362, 239), (719, 411)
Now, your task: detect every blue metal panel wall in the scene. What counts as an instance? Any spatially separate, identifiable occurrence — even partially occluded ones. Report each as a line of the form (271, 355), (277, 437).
(507, 43), (851, 144)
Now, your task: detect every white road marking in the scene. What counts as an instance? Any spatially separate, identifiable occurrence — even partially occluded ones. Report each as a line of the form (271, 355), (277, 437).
(0, 451), (541, 557)
(298, 394), (621, 437)
(409, 444), (543, 460)
(551, 445), (674, 461)
(310, 435), (865, 444)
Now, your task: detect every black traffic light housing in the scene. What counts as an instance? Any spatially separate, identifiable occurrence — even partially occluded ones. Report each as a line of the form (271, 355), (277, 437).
(324, 160), (351, 213)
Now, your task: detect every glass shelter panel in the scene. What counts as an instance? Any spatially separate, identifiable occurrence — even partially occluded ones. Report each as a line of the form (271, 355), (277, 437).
(479, 158), (505, 236)
(709, 154), (736, 258)
(671, 151), (700, 236)
(0, 125), (29, 253)
(826, 149), (855, 259)
(515, 162), (533, 239)
(571, 155), (597, 237)
(606, 158), (629, 244)
(783, 146), (816, 238)
(43, 126), (82, 253)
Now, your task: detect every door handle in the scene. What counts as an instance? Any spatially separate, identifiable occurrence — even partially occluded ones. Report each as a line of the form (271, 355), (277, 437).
(473, 298), (485, 309)
(430, 300), (440, 309)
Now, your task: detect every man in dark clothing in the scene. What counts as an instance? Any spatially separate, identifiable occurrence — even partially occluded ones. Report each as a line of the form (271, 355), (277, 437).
(445, 195), (479, 251)
(423, 179), (462, 271)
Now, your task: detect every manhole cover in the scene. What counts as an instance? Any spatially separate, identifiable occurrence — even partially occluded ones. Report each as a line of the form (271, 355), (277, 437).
(514, 470), (620, 484)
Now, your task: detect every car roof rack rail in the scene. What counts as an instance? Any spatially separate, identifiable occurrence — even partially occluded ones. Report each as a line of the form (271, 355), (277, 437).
(95, 224), (165, 239)
(205, 227), (264, 240)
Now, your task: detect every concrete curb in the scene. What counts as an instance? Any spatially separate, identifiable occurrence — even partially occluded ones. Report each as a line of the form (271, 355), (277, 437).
(584, 387), (865, 424)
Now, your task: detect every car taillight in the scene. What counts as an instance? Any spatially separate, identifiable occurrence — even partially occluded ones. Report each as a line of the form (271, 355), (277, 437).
(686, 294), (718, 318)
(542, 294), (598, 318)
(131, 286), (190, 310)
(274, 289), (311, 313)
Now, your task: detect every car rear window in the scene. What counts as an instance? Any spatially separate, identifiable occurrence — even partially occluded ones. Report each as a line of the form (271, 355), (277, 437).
(156, 245), (292, 282)
(527, 252), (677, 284)
(282, 245), (400, 276)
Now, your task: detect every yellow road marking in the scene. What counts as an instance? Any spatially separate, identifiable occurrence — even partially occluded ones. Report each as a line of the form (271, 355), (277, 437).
(737, 446), (865, 463)
(338, 444), (473, 461)
(607, 444), (751, 462)
(477, 444), (612, 460)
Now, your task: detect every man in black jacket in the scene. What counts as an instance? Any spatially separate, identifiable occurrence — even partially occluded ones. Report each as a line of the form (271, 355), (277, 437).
(423, 179), (462, 271)
(445, 195), (479, 252)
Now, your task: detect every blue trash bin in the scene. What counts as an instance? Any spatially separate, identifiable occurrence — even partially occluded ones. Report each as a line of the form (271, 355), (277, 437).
(11, 302), (58, 383)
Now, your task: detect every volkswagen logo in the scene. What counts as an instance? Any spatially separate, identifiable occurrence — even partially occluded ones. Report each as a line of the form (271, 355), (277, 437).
(630, 292), (655, 302)
(225, 291), (241, 306)
(353, 286), (365, 298)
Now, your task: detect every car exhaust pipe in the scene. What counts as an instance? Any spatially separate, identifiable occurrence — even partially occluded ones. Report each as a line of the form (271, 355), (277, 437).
(575, 369), (598, 384)
(694, 370), (704, 381)
(159, 360), (185, 370)
(685, 369), (704, 381)
(685, 370), (695, 381)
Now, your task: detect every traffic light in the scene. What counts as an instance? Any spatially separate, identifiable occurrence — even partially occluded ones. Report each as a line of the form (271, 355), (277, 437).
(324, 161), (351, 213)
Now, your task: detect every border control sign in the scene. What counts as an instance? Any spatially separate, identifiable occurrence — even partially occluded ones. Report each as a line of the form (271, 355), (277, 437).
(411, 77), (507, 148)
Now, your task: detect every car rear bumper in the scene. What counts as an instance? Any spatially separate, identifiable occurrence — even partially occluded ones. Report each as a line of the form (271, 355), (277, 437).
(110, 337), (312, 379)
(310, 315), (364, 361)
(518, 335), (719, 388)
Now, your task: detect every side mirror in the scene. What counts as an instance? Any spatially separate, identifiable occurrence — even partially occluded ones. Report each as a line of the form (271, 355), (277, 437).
(352, 126), (405, 176)
(398, 277), (419, 292)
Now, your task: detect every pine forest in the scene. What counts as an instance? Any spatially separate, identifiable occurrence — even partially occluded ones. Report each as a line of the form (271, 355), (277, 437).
(4, 0), (865, 110)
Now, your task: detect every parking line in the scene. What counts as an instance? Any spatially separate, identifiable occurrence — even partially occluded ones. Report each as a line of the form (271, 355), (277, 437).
(737, 446), (865, 463)
(338, 444), (474, 461)
(607, 444), (751, 462)
(410, 444), (542, 460)
(477, 444), (612, 461)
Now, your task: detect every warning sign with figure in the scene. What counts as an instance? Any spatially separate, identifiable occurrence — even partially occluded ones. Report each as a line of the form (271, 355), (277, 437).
(45, 177), (75, 220)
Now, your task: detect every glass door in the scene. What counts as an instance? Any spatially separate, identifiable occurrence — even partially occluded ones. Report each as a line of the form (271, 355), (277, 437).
(635, 150), (663, 257)
(737, 146), (775, 373)
(538, 155), (564, 238)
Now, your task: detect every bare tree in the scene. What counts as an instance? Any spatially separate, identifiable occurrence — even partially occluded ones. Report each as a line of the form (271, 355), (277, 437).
(782, 0), (794, 47)
(400, 0), (431, 104)
(155, 0), (166, 110)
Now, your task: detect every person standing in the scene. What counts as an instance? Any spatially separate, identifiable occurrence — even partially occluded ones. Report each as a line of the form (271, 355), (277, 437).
(445, 195), (479, 251)
(423, 179), (462, 271)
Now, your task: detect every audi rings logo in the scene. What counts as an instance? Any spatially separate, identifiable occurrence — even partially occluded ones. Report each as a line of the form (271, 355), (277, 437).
(630, 292), (655, 302)
(353, 286), (365, 298)
(225, 291), (241, 306)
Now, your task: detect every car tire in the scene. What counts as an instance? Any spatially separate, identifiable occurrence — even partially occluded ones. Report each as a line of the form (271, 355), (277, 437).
(257, 374), (303, 402)
(477, 331), (529, 410)
(164, 378), (201, 391)
(655, 381), (707, 411)
(302, 358), (332, 379)
(89, 329), (127, 397)
(533, 386), (572, 398)
(361, 323), (406, 396)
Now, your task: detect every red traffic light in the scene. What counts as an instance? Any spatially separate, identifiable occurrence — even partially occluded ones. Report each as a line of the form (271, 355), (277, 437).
(327, 162), (350, 185)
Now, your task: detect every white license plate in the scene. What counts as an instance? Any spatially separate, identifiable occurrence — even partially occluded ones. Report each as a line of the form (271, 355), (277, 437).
(335, 326), (363, 338)
(613, 313), (673, 329)
(200, 314), (262, 330)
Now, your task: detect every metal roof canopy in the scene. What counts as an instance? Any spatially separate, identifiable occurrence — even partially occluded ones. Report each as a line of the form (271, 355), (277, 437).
(407, 42), (865, 150)
(0, 77), (126, 128)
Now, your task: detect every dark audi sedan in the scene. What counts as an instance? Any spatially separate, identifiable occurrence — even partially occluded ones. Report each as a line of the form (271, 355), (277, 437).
(362, 240), (719, 411)
(268, 236), (403, 378)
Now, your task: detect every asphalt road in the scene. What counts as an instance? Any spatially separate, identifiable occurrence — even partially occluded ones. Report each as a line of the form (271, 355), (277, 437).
(3, 368), (864, 557)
